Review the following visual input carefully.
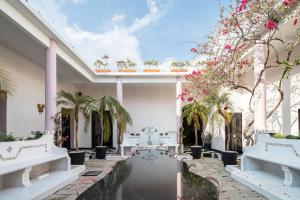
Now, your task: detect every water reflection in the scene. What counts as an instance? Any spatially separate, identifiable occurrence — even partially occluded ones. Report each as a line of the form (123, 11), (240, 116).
(77, 150), (217, 200)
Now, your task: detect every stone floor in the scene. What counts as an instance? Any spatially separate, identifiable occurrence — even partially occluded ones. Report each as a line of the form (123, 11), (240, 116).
(44, 160), (118, 200)
(184, 158), (267, 200)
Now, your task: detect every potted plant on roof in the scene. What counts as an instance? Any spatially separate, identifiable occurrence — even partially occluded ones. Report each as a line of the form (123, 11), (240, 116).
(182, 101), (208, 159)
(117, 59), (136, 72)
(205, 92), (236, 166)
(170, 61), (189, 72)
(94, 55), (111, 72)
(143, 60), (160, 72)
(93, 96), (132, 159)
(57, 90), (94, 165)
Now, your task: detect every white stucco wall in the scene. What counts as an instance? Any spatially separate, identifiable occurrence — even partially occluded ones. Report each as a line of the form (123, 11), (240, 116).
(124, 84), (177, 133)
(0, 43), (45, 138)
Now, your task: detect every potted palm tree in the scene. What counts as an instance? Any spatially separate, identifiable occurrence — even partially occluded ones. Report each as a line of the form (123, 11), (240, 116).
(182, 101), (208, 159)
(205, 92), (236, 166)
(112, 98), (133, 152)
(203, 132), (212, 150)
(93, 96), (132, 159)
(57, 90), (94, 165)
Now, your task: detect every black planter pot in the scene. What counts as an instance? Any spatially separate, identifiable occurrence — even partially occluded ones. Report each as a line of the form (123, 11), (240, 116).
(191, 146), (202, 159)
(222, 151), (238, 166)
(95, 146), (107, 159)
(203, 143), (211, 150)
(69, 151), (85, 165)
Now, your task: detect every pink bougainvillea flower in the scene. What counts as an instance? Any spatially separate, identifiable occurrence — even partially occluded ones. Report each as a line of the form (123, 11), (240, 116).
(294, 17), (298, 26)
(222, 30), (229, 35)
(190, 48), (198, 53)
(238, 0), (248, 12)
(283, 0), (297, 6)
(203, 89), (209, 95)
(187, 97), (194, 102)
(224, 44), (232, 50)
(264, 20), (277, 30)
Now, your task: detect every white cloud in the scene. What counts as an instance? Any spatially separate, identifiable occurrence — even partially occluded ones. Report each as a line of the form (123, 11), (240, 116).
(111, 14), (126, 24)
(128, 0), (162, 33)
(28, 0), (166, 68)
(68, 0), (85, 5)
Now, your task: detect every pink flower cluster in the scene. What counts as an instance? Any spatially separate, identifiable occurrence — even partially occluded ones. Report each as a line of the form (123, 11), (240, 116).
(238, 0), (248, 12)
(264, 20), (277, 30)
(283, 0), (297, 6)
(177, 89), (194, 102)
(190, 48), (198, 53)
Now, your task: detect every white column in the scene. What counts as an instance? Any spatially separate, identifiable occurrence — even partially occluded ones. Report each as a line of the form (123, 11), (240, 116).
(114, 78), (123, 149)
(253, 43), (266, 132)
(282, 78), (291, 135)
(176, 77), (183, 144)
(117, 77), (123, 105)
(45, 39), (57, 133)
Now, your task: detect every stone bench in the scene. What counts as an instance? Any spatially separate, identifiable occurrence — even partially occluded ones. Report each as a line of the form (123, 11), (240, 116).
(0, 134), (71, 188)
(241, 134), (300, 187)
(230, 133), (300, 200)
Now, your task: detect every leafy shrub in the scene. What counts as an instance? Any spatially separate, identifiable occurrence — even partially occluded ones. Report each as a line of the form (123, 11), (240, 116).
(0, 134), (17, 142)
(26, 131), (43, 140)
(272, 133), (285, 139)
(285, 135), (300, 140)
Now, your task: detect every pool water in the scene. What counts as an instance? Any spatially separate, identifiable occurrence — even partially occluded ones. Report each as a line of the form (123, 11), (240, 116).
(77, 149), (218, 200)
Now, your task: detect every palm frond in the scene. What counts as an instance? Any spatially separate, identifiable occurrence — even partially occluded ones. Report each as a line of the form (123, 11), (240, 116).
(0, 64), (16, 96)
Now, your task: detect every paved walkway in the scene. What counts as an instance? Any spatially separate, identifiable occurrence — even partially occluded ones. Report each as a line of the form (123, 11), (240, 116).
(44, 160), (118, 200)
(184, 158), (267, 200)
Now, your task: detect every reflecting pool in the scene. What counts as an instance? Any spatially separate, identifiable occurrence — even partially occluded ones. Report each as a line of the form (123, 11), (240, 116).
(77, 149), (218, 200)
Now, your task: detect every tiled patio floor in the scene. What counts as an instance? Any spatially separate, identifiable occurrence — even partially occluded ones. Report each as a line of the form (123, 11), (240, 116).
(184, 158), (267, 200)
(44, 160), (118, 200)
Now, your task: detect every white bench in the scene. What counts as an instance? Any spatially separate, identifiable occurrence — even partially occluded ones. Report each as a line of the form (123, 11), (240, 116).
(121, 131), (178, 156)
(0, 133), (70, 188)
(229, 133), (300, 200)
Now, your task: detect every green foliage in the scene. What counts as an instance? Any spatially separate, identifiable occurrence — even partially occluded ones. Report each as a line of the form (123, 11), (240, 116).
(171, 61), (189, 69)
(57, 90), (94, 151)
(285, 135), (300, 139)
(26, 131), (43, 140)
(182, 101), (208, 146)
(0, 134), (17, 142)
(0, 64), (16, 96)
(116, 59), (137, 69)
(272, 133), (285, 139)
(144, 60), (160, 68)
(94, 96), (132, 146)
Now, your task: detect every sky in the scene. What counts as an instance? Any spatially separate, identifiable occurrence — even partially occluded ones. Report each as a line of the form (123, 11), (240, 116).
(26, 0), (232, 70)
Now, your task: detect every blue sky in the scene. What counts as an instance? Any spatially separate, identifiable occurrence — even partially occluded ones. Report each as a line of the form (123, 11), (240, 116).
(28, 0), (231, 70)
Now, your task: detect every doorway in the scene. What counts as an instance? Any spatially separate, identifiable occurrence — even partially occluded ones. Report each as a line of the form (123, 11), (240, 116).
(182, 117), (203, 146)
(91, 111), (113, 148)
(61, 108), (71, 150)
(225, 113), (243, 153)
(0, 90), (7, 134)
